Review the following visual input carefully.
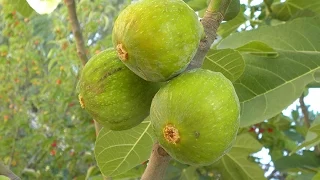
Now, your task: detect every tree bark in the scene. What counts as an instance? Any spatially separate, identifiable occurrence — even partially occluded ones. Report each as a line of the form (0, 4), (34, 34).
(0, 162), (20, 180)
(141, 143), (171, 180)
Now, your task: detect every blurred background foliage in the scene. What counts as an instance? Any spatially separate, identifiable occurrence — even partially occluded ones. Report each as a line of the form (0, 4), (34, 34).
(0, 0), (319, 179)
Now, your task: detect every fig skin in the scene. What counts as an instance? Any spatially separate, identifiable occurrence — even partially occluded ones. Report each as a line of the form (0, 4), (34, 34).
(112, 0), (203, 82)
(150, 69), (240, 165)
(78, 49), (159, 131)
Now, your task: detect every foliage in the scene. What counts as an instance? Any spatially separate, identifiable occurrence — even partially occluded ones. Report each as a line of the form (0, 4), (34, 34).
(1, 0), (320, 179)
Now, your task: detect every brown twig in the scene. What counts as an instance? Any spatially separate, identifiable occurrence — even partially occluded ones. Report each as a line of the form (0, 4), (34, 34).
(299, 93), (310, 128)
(140, 143), (172, 180)
(299, 92), (320, 156)
(0, 161), (20, 180)
(64, 0), (102, 134)
(141, 0), (232, 178)
(64, 0), (88, 66)
(187, 0), (232, 69)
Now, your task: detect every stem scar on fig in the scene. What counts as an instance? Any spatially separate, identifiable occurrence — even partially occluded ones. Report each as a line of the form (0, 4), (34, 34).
(78, 94), (85, 108)
(116, 43), (128, 61)
(163, 124), (180, 144)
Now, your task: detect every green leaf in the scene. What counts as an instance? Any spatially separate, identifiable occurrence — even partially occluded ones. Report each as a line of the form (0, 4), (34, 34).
(286, 173), (317, 180)
(272, 0), (320, 21)
(224, 0), (240, 21)
(292, 117), (320, 153)
(0, 176), (10, 180)
(94, 120), (154, 177)
(213, 134), (265, 180)
(26, 0), (61, 14)
(179, 166), (198, 180)
(8, 0), (34, 17)
(184, 0), (207, 11)
(312, 172), (320, 180)
(217, 16), (320, 127)
(218, 5), (246, 38)
(235, 41), (278, 57)
(274, 151), (320, 172)
(203, 49), (245, 82)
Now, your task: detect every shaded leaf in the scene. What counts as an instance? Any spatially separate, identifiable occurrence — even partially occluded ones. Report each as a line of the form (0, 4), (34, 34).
(292, 117), (320, 153)
(203, 49), (245, 82)
(179, 166), (198, 180)
(272, 0), (320, 21)
(274, 151), (320, 172)
(218, 5), (246, 38)
(213, 134), (265, 180)
(95, 120), (154, 177)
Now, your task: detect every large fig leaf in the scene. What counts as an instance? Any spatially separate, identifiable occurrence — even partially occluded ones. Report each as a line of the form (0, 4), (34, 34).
(213, 134), (265, 180)
(218, 16), (320, 127)
(203, 49), (245, 82)
(94, 120), (154, 177)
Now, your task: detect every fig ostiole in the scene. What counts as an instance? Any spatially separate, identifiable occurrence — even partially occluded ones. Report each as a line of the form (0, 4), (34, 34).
(78, 48), (160, 131)
(150, 69), (240, 165)
(112, 0), (203, 82)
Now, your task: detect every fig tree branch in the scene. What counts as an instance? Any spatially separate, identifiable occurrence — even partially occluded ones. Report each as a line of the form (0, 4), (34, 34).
(64, 0), (102, 135)
(299, 92), (310, 128)
(187, 0), (232, 69)
(141, 143), (171, 180)
(142, 0), (232, 179)
(64, 0), (88, 66)
(0, 161), (21, 180)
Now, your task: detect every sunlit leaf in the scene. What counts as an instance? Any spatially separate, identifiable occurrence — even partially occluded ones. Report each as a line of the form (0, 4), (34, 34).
(203, 49), (245, 82)
(218, 16), (320, 127)
(26, 0), (61, 14)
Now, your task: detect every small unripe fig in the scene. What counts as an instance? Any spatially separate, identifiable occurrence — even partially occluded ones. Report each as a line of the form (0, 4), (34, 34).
(78, 49), (159, 131)
(150, 69), (240, 165)
(112, 0), (203, 82)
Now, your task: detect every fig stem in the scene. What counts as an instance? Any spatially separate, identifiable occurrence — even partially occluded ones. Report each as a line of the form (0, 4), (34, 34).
(141, 143), (171, 180)
(187, 0), (232, 70)
(0, 161), (21, 180)
(143, 0), (232, 178)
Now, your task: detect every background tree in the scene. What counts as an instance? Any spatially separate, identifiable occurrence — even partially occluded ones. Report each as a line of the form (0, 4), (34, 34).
(0, 0), (320, 179)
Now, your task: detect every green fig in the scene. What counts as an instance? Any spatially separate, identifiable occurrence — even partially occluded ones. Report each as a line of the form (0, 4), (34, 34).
(150, 69), (240, 165)
(112, 0), (203, 82)
(78, 49), (159, 131)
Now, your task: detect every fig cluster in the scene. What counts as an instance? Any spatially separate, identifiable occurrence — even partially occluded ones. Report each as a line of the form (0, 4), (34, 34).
(78, 0), (240, 165)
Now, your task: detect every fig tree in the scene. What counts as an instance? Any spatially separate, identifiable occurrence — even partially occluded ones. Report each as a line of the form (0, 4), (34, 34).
(78, 49), (159, 131)
(112, 0), (203, 82)
(150, 69), (240, 165)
